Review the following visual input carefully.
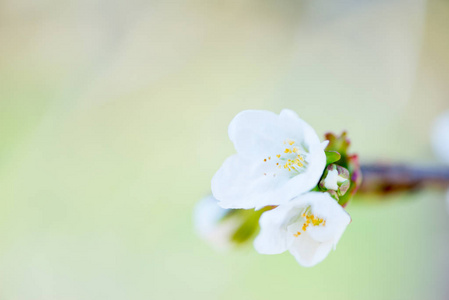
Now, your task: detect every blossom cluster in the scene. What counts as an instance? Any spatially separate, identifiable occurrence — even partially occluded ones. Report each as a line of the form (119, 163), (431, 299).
(197, 109), (361, 267)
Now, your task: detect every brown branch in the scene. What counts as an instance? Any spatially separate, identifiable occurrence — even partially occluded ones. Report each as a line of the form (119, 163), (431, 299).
(359, 164), (449, 195)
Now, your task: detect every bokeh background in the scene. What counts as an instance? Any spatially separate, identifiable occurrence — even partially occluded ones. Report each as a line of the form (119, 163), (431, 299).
(0, 0), (448, 299)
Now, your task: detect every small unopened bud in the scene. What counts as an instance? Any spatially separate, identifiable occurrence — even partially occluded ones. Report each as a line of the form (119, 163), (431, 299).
(194, 195), (264, 251)
(319, 164), (350, 199)
(194, 196), (239, 251)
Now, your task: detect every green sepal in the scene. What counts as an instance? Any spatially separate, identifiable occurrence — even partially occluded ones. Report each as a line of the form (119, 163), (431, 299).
(325, 131), (351, 158)
(325, 151), (341, 166)
(229, 206), (273, 244)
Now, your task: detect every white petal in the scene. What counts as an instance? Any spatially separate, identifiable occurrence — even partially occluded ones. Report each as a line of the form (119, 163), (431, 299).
(279, 143), (327, 201)
(323, 169), (342, 190)
(289, 233), (334, 267)
(212, 153), (326, 209)
(280, 192), (350, 266)
(228, 109), (323, 159)
(253, 205), (294, 254)
(211, 154), (282, 209)
(254, 192), (350, 266)
(214, 109), (327, 209)
(211, 154), (256, 209)
(228, 110), (283, 159)
(296, 192), (351, 244)
(308, 196), (351, 247)
(278, 109), (322, 147)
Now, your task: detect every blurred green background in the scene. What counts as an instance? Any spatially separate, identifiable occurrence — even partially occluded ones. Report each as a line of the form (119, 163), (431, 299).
(0, 0), (448, 299)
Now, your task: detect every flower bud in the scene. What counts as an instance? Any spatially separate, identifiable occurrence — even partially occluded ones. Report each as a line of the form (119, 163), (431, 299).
(193, 196), (238, 251)
(194, 195), (264, 251)
(319, 164), (350, 199)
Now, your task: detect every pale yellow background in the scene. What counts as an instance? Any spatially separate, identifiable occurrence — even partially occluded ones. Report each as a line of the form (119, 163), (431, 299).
(0, 0), (448, 299)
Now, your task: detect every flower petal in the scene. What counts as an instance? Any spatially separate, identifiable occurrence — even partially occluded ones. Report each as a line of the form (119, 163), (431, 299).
(214, 109), (327, 209)
(211, 154), (255, 208)
(279, 192), (350, 266)
(304, 193), (351, 244)
(212, 153), (324, 209)
(285, 192), (351, 244)
(253, 205), (294, 255)
(212, 140), (326, 209)
(228, 110), (285, 159)
(289, 233), (334, 267)
(279, 143), (327, 201)
(254, 192), (351, 266)
(211, 154), (278, 209)
(278, 109), (322, 147)
(228, 109), (323, 159)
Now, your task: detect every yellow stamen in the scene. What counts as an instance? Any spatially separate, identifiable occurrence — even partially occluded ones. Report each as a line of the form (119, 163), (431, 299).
(302, 211), (326, 232)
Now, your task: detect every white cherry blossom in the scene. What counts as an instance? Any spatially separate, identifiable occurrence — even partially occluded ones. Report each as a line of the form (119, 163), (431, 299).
(254, 192), (351, 267)
(212, 109), (328, 209)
